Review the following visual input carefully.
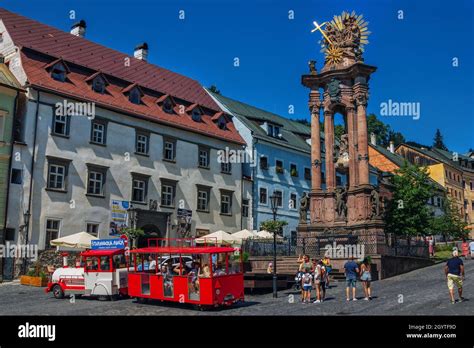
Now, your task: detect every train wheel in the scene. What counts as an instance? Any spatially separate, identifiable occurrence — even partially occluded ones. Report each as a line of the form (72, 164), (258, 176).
(52, 285), (64, 299)
(136, 297), (148, 304)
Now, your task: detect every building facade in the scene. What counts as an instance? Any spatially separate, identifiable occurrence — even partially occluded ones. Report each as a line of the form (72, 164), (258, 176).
(0, 57), (23, 239)
(0, 8), (246, 254)
(395, 143), (473, 237)
(208, 90), (314, 240)
(368, 139), (445, 218)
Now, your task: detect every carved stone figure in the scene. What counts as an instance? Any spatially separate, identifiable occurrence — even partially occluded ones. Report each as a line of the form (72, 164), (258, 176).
(299, 192), (309, 223)
(308, 60), (317, 74)
(335, 186), (347, 218)
(370, 188), (380, 219)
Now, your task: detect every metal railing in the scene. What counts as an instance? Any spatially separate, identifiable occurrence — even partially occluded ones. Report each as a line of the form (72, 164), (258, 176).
(242, 231), (429, 259)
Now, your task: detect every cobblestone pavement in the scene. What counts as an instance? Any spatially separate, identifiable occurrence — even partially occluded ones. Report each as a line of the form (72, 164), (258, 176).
(0, 260), (472, 315)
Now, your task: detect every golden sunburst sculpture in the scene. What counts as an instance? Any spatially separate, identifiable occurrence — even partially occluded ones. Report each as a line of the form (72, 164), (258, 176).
(312, 11), (371, 66)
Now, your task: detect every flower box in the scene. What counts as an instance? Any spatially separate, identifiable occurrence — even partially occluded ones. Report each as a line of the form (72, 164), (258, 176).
(20, 275), (48, 287)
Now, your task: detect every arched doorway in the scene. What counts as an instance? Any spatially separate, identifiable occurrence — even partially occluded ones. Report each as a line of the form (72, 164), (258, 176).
(138, 224), (162, 248)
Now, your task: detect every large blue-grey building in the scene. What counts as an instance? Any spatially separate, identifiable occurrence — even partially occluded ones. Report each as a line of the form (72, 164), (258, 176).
(208, 90), (320, 241)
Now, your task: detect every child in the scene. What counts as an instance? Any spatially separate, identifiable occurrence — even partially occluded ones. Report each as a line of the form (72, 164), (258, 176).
(301, 270), (313, 303)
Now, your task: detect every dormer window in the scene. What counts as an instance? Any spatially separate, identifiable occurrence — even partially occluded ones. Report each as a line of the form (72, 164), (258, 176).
(86, 72), (109, 94)
(92, 76), (106, 94)
(50, 62), (68, 82)
(129, 88), (141, 105)
(163, 98), (174, 114)
(267, 123), (281, 138)
(217, 117), (227, 130)
(191, 108), (201, 122)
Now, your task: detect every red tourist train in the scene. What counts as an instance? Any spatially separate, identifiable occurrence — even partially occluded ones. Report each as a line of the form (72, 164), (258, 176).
(128, 238), (245, 308)
(45, 238), (245, 309)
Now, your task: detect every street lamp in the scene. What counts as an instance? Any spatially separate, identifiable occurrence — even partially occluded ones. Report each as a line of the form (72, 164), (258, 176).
(269, 194), (279, 298)
(22, 210), (31, 274)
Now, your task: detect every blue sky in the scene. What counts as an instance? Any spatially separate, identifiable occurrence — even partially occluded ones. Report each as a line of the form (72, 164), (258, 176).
(2, 0), (473, 151)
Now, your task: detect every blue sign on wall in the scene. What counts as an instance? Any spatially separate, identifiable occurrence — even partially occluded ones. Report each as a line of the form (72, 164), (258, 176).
(91, 239), (125, 250)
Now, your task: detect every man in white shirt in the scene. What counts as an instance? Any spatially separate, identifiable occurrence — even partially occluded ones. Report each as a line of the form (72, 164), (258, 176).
(469, 240), (474, 259)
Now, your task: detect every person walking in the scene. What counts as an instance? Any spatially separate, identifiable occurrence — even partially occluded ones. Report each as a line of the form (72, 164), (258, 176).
(322, 255), (332, 289)
(470, 239), (474, 260)
(297, 254), (313, 302)
(360, 257), (372, 300)
(344, 256), (359, 301)
(301, 269), (313, 304)
(445, 250), (465, 304)
(313, 261), (322, 303)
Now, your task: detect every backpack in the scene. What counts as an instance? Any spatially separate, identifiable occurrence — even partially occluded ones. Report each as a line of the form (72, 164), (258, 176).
(303, 273), (311, 284)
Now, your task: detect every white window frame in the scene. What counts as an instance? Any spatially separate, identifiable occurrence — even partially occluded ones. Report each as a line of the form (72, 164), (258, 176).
(164, 140), (175, 161)
(290, 192), (297, 210)
(220, 193), (232, 215)
(259, 186), (268, 205)
(273, 190), (283, 208)
(199, 147), (209, 168)
(48, 164), (66, 190)
(91, 122), (106, 144)
(45, 219), (61, 249)
(87, 170), (104, 196)
(132, 178), (146, 202)
(136, 133), (149, 155)
(161, 184), (174, 207)
(53, 114), (68, 136)
(197, 189), (209, 211)
(86, 222), (100, 237)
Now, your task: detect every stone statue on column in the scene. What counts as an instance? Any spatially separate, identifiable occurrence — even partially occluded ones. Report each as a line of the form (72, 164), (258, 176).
(369, 188), (381, 219)
(299, 192), (309, 223)
(335, 186), (347, 218)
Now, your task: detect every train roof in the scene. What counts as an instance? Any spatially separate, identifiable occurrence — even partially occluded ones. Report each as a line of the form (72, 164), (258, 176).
(80, 248), (125, 256)
(130, 246), (237, 254)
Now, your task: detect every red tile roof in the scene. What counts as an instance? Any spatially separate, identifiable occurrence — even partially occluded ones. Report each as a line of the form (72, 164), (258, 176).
(0, 7), (244, 145)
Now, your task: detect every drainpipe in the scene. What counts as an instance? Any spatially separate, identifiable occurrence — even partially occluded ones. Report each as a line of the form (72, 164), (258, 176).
(23, 89), (41, 261)
(252, 136), (258, 232)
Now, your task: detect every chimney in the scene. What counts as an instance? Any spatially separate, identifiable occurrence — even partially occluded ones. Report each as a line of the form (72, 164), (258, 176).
(70, 20), (86, 37)
(370, 132), (376, 146)
(389, 141), (395, 153)
(134, 43), (149, 61)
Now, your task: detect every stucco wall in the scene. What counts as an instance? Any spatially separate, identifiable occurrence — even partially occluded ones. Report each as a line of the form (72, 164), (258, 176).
(8, 90), (243, 249)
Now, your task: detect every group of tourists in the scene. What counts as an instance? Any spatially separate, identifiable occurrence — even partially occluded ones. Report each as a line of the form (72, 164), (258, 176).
(295, 254), (373, 303)
(297, 254), (331, 303)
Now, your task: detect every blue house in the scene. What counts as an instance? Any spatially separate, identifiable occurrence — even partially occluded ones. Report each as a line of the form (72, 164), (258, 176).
(208, 90), (318, 241)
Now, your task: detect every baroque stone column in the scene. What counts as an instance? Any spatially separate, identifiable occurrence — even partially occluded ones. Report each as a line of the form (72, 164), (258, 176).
(354, 84), (370, 186)
(346, 104), (359, 188)
(323, 110), (335, 191)
(310, 104), (322, 191)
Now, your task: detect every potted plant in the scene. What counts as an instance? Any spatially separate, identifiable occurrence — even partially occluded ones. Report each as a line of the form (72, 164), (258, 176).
(20, 262), (49, 287)
(276, 166), (284, 174)
(290, 168), (298, 177)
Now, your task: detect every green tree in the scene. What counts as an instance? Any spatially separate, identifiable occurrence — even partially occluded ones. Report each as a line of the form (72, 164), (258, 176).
(122, 227), (144, 248)
(388, 130), (406, 147)
(433, 129), (448, 151)
(367, 114), (390, 147)
(430, 197), (468, 241)
(294, 118), (311, 127)
(260, 220), (288, 236)
(385, 161), (435, 237)
(208, 85), (221, 94)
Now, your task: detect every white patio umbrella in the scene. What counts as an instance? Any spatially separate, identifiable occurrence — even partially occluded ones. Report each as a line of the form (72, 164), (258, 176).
(256, 230), (284, 241)
(50, 231), (99, 249)
(195, 230), (238, 246)
(232, 229), (258, 241)
(255, 230), (274, 239)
